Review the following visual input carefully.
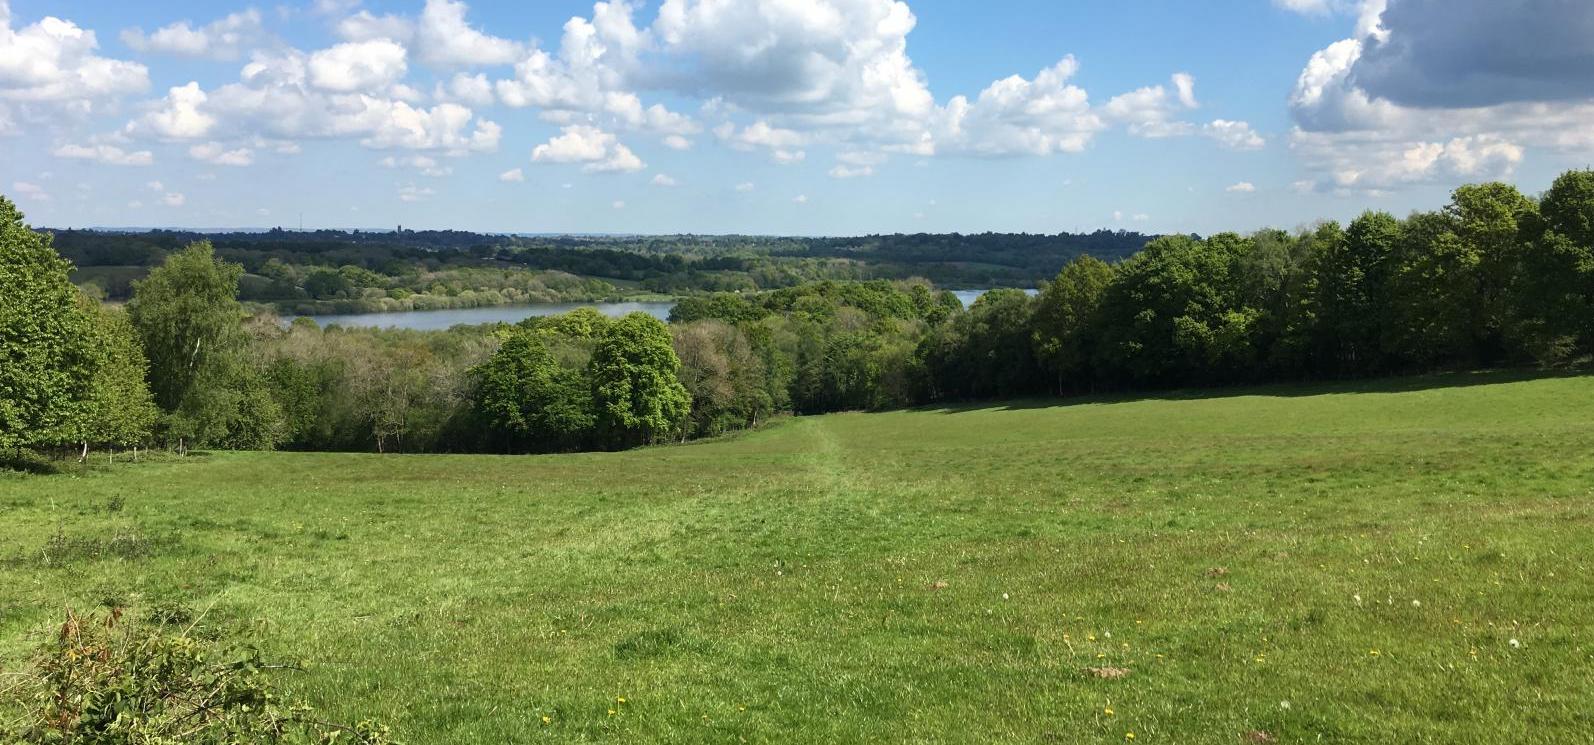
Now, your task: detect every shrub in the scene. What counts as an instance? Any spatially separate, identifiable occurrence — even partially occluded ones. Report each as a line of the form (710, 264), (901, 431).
(0, 609), (398, 744)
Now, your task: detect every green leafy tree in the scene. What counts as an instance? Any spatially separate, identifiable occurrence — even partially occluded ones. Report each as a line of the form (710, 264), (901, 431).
(1387, 212), (1480, 366)
(303, 268), (353, 300)
(472, 328), (595, 451)
(1383, 185), (1538, 367)
(672, 320), (774, 437)
(521, 306), (613, 340)
(129, 242), (283, 449)
(1448, 182), (1537, 360)
(0, 197), (100, 453)
(960, 289), (1042, 398)
(590, 313), (690, 447)
(1307, 211), (1400, 373)
(1031, 255), (1114, 392)
(1271, 223), (1343, 374)
(1095, 234), (1258, 385)
(1231, 229), (1315, 375)
(69, 304), (159, 454)
(1516, 170), (1594, 360)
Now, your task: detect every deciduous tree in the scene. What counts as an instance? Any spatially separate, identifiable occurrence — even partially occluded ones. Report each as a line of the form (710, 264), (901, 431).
(590, 313), (690, 447)
(0, 197), (99, 453)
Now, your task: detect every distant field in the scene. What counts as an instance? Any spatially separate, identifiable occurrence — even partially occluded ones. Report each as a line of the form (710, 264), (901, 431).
(68, 264), (147, 298)
(3, 372), (1591, 743)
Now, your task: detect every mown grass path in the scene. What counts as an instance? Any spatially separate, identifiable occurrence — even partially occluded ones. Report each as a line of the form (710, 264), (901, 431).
(3, 372), (1592, 743)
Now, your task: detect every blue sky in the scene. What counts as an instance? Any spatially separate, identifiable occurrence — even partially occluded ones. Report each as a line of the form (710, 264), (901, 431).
(3, 0), (1591, 234)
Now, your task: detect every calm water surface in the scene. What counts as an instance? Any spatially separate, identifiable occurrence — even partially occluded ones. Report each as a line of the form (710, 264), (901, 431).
(296, 290), (1033, 330)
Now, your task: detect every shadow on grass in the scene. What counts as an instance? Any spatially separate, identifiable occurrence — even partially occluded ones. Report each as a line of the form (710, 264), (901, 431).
(0, 451), (61, 475)
(2, 448), (205, 477)
(917, 367), (1593, 416)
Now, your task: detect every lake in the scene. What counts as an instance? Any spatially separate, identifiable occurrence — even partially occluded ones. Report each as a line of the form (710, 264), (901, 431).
(294, 289), (1034, 330)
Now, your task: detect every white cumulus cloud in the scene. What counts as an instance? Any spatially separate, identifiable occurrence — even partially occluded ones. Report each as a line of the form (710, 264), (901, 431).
(0, 3), (149, 108)
(121, 9), (266, 60)
(1204, 119), (1265, 150)
(188, 141), (253, 166)
(1283, 0), (1594, 192)
(308, 40), (408, 93)
(414, 0), (521, 68)
(531, 124), (646, 172)
(52, 142), (153, 165)
(12, 180), (48, 200)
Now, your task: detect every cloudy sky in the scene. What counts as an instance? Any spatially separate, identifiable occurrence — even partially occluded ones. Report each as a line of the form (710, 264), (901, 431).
(2, 0), (1591, 234)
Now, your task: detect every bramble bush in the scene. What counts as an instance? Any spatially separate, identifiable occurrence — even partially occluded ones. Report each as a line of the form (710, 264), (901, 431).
(0, 608), (397, 744)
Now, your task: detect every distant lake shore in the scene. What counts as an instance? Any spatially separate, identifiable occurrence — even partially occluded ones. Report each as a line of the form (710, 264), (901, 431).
(286, 289), (1036, 330)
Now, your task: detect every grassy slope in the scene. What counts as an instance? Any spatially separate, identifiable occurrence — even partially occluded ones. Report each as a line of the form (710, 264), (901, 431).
(3, 372), (1592, 743)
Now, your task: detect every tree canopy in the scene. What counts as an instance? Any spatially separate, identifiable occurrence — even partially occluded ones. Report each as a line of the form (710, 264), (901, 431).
(0, 197), (100, 452)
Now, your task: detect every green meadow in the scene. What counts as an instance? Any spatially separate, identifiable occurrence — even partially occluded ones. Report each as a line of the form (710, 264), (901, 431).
(3, 372), (1591, 743)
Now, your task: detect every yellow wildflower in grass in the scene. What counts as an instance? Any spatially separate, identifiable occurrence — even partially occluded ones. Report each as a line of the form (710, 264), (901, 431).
(617, 697), (627, 703)
(1105, 707), (1115, 716)
(541, 715), (552, 725)
(608, 709), (617, 716)
(1126, 732), (1136, 740)
(1369, 649), (1380, 657)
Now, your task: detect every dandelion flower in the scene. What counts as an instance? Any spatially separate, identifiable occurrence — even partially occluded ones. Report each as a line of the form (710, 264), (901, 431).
(617, 697), (627, 703)
(1126, 732), (1136, 740)
(608, 709), (617, 716)
(1105, 707), (1115, 716)
(541, 715), (552, 725)
(1369, 649), (1380, 656)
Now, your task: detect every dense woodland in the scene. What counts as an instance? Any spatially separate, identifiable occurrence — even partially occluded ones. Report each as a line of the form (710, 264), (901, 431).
(50, 227), (1150, 309)
(4, 170), (1594, 458)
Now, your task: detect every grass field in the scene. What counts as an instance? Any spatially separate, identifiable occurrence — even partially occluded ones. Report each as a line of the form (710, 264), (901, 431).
(3, 372), (1592, 743)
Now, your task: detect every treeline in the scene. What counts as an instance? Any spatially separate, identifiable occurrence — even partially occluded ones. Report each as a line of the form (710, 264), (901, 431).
(1, 198), (697, 456)
(779, 230), (1151, 285)
(242, 262), (621, 316)
(670, 173), (1594, 411)
(5, 172), (1593, 459)
(57, 232), (630, 311)
(50, 226), (1151, 304)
